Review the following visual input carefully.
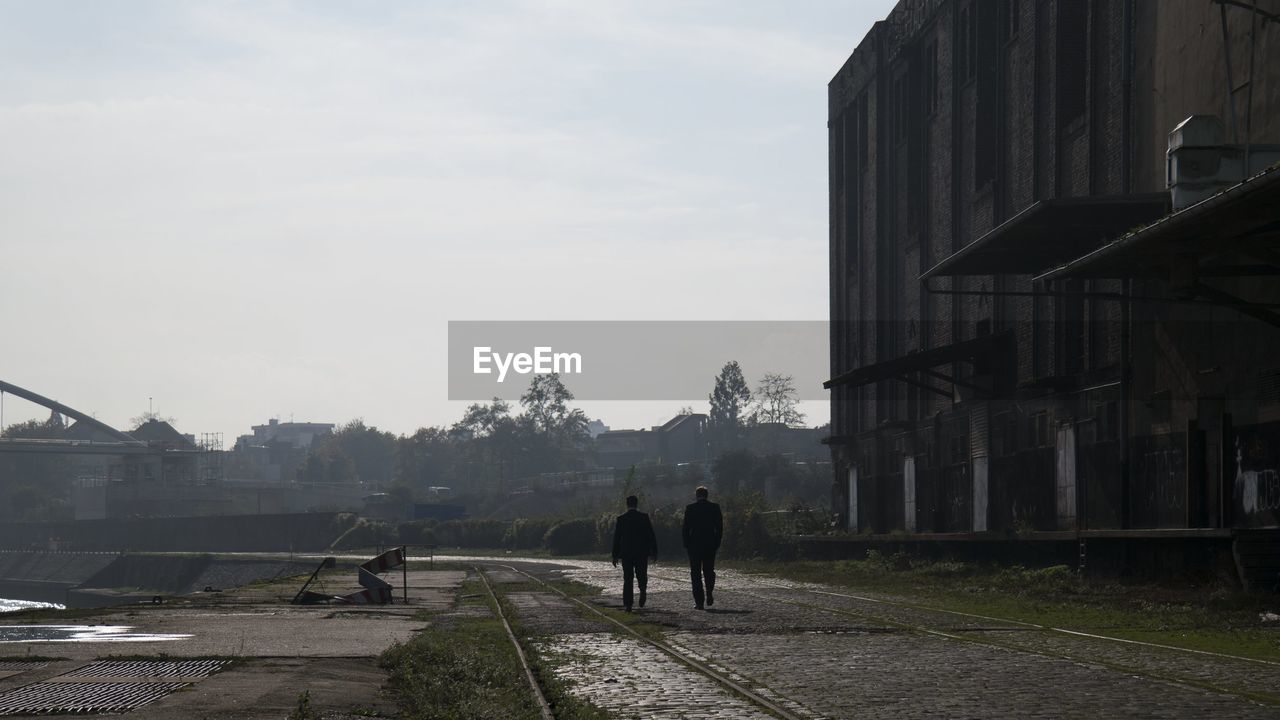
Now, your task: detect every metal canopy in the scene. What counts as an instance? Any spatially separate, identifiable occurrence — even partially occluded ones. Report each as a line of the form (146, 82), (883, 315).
(920, 193), (1170, 279)
(824, 332), (1014, 391)
(1036, 167), (1280, 282)
(1035, 167), (1280, 329)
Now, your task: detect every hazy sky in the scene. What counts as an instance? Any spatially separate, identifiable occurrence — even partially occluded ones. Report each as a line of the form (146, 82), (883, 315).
(1, 1), (893, 440)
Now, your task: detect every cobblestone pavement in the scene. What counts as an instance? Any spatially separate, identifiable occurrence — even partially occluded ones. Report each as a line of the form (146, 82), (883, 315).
(534, 633), (774, 720)
(469, 557), (1280, 719)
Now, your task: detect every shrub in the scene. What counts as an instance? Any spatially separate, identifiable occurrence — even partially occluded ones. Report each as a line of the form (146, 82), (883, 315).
(433, 519), (508, 548)
(543, 519), (599, 556)
(503, 518), (556, 550)
(396, 520), (437, 546)
(719, 493), (774, 560)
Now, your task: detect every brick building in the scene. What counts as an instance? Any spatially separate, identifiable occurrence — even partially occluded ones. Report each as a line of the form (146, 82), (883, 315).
(826, 0), (1280, 563)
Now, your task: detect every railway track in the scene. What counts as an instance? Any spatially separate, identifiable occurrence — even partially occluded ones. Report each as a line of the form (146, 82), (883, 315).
(454, 555), (1279, 705)
(474, 563), (808, 720)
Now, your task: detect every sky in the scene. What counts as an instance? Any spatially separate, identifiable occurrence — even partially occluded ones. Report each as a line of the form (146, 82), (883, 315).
(0, 0), (894, 440)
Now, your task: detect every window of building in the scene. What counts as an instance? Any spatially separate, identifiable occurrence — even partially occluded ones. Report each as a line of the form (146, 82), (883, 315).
(993, 411), (1017, 456)
(856, 91), (869, 171)
(958, 3), (977, 83)
(1001, 0), (1020, 43)
(1148, 390), (1171, 425)
(1259, 368), (1280, 408)
(1056, 0), (1088, 125)
(893, 74), (908, 145)
(1095, 401), (1119, 441)
(1030, 411), (1051, 448)
(924, 40), (939, 116)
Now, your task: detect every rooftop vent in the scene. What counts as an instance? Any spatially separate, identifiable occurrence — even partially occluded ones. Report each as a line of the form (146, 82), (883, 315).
(1167, 115), (1280, 210)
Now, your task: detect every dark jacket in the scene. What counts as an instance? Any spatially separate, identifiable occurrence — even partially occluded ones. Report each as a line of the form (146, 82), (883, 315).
(612, 509), (657, 561)
(682, 499), (723, 553)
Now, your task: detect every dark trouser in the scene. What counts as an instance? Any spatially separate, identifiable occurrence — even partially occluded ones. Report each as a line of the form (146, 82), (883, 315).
(620, 556), (649, 609)
(687, 548), (716, 605)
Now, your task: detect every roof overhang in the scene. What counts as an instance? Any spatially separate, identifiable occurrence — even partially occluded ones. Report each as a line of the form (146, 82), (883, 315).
(824, 332), (1014, 393)
(1035, 168), (1280, 282)
(920, 194), (1170, 279)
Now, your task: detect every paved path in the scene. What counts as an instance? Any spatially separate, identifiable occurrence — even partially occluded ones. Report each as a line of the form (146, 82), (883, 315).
(473, 556), (1280, 720)
(0, 569), (463, 718)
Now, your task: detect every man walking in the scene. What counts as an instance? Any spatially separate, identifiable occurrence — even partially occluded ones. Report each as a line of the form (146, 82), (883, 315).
(682, 485), (722, 610)
(612, 495), (657, 612)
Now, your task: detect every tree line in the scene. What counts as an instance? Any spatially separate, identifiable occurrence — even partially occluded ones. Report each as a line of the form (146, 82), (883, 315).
(0, 362), (812, 519)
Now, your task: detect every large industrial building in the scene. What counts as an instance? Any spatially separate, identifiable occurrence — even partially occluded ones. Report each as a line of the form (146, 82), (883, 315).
(826, 0), (1279, 581)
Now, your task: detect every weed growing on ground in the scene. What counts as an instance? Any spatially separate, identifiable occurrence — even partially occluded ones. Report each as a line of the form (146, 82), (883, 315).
(380, 615), (542, 720)
(732, 556), (1280, 661)
(287, 690), (313, 720)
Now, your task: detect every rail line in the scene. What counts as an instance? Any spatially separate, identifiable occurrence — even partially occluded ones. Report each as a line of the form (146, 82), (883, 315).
(478, 562), (807, 720)
(475, 566), (555, 720)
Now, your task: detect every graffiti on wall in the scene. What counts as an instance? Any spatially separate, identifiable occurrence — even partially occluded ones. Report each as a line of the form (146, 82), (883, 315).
(1235, 421), (1280, 528)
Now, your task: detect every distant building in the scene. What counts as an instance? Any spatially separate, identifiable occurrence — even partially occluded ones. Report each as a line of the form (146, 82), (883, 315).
(586, 419), (610, 439)
(228, 418), (334, 486)
(235, 419), (334, 451)
(595, 413), (708, 467)
(129, 419), (198, 451)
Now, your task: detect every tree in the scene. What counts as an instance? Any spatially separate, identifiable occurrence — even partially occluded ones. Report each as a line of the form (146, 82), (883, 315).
(297, 444), (358, 485)
(394, 426), (460, 492)
(520, 374), (586, 435)
(708, 361), (752, 450)
(299, 420), (396, 488)
(518, 374), (590, 476)
(749, 373), (805, 427)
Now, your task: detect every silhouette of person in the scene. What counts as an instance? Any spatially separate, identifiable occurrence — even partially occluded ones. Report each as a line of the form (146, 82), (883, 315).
(682, 485), (722, 610)
(612, 495), (657, 612)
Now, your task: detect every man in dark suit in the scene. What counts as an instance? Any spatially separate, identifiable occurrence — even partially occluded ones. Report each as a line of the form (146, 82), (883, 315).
(682, 485), (722, 610)
(612, 495), (657, 612)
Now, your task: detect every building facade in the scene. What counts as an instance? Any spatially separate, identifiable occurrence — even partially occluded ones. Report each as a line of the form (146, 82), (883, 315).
(828, 0), (1280, 542)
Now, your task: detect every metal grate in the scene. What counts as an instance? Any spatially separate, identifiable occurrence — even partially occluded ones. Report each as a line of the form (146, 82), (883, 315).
(0, 681), (187, 715)
(69, 660), (226, 679)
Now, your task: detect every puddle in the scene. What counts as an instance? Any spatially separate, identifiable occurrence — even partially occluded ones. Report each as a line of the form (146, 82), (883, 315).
(0, 625), (190, 643)
(0, 598), (63, 614)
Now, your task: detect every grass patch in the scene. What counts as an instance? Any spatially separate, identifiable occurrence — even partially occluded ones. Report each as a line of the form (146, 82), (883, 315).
(732, 556), (1280, 661)
(486, 583), (611, 720)
(380, 571), (609, 720)
(379, 614), (543, 720)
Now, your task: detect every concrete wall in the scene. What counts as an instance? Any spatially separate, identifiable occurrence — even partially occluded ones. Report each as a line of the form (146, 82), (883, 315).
(0, 512), (351, 553)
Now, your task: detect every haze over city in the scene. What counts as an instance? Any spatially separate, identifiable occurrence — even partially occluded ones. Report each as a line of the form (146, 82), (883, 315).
(1, 1), (895, 438)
